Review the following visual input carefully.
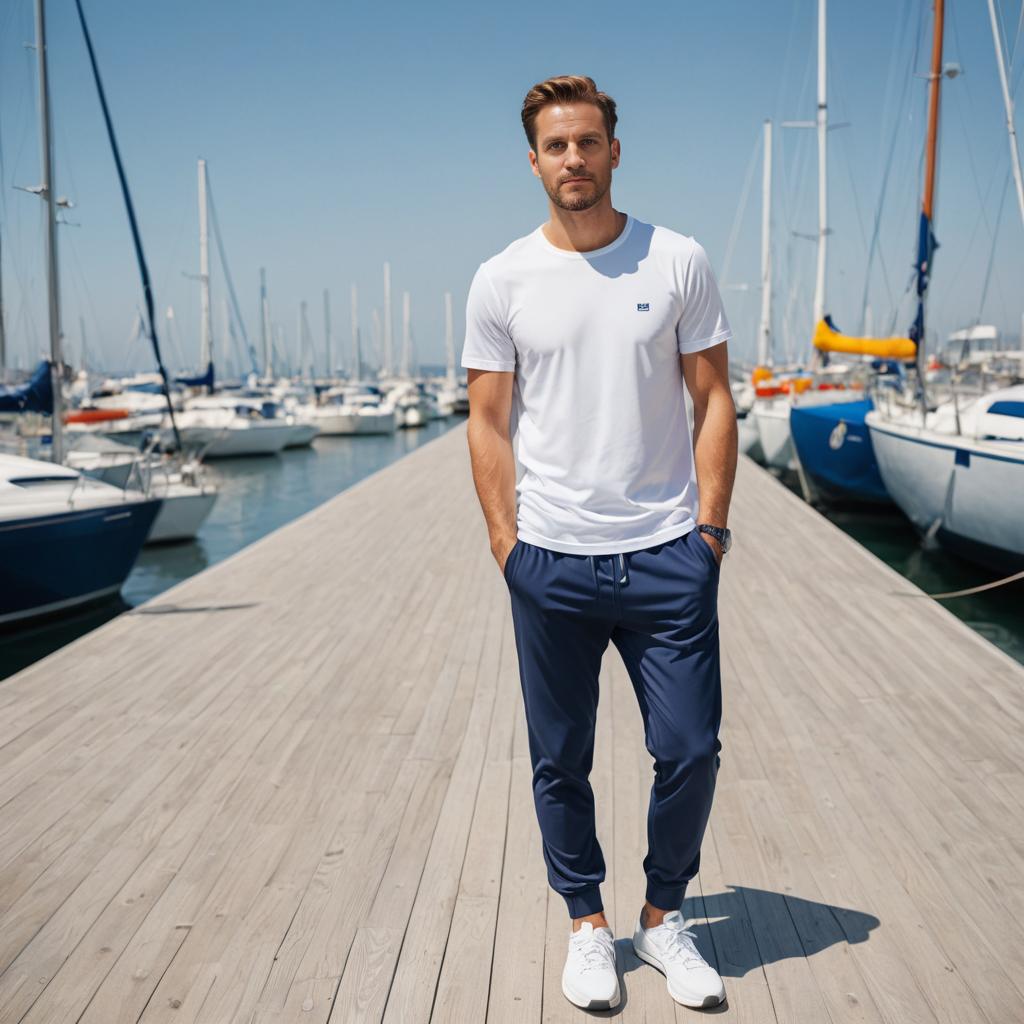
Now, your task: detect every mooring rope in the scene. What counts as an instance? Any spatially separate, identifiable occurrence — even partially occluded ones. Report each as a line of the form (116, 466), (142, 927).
(897, 568), (1024, 600)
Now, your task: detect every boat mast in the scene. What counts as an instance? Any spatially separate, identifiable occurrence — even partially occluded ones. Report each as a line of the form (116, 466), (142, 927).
(78, 315), (88, 372)
(351, 283), (361, 382)
(35, 0), (65, 462)
(758, 119), (773, 367)
(400, 291), (411, 378)
(910, 0), (945, 357)
(812, 0), (828, 330)
(372, 308), (382, 377)
(444, 291), (455, 385)
(260, 267), (272, 380)
(198, 159), (213, 375)
(0, 225), (7, 382)
(323, 289), (332, 380)
(382, 261), (393, 378)
(986, 0), (1024, 231)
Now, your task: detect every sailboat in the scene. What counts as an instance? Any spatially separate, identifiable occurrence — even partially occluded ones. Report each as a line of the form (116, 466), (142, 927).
(68, 0), (218, 546)
(431, 292), (459, 416)
(737, 120), (772, 464)
(863, 0), (1024, 571)
(164, 160), (298, 457)
(0, 0), (161, 624)
(748, 0), (864, 474)
(790, 1), (963, 504)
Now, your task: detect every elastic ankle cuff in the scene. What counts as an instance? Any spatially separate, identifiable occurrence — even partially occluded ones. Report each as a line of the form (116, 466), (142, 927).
(644, 881), (686, 913)
(564, 885), (604, 919)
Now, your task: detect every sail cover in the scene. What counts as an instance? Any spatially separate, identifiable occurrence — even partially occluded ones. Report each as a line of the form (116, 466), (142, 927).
(0, 360), (54, 414)
(813, 316), (916, 361)
(175, 361), (215, 390)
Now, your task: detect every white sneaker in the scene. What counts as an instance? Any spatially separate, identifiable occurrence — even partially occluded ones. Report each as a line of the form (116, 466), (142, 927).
(561, 921), (621, 1011)
(632, 909), (726, 1008)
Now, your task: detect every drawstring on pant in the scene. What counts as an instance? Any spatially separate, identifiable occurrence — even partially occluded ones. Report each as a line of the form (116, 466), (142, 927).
(588, 552), (630, 599)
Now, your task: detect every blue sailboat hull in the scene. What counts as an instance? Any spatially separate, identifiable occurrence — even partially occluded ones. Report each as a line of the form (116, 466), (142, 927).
(0, 499), (162, 625)
(790, 399), (892, 505)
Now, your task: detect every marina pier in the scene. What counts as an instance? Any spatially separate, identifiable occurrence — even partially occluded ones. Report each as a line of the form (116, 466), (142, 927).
(1, 424), (1022, 1023)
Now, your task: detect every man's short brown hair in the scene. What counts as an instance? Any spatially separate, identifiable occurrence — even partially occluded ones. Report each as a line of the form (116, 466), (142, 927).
(521, 75), (618, 151)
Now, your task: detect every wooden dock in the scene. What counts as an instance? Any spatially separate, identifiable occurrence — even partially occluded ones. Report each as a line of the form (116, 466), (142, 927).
(1, 421), (1022, 1023)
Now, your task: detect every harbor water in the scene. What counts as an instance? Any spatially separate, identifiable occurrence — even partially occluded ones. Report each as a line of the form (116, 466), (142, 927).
(2, 424), (1021, 682)
(821, 503), (1024, 665)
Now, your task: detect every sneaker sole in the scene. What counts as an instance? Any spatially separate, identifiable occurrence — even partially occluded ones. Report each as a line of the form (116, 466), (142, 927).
(561, 976), (622, 1011)
(631, 942), (726, 1009)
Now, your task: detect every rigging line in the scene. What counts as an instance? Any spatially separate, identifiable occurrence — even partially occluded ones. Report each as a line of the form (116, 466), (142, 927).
(772, 0), (805, 122)
(62, 225), (102, 354)
(204, 171), (259, 376)
(1011, 0), (1024, 69)
(947, 2), (1011, 311)
(830, 64), (896, 322)
(73, 0), (182, 449)
(719, 128), (760, 291)
(976, 171), (1010, 322)
(155, 200), (189, 329)
(996, 0), (1012, 72)
(859, 0), (917, 332)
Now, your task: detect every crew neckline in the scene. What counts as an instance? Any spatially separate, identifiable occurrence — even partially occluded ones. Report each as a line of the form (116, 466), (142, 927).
(535, 214), (634, 259)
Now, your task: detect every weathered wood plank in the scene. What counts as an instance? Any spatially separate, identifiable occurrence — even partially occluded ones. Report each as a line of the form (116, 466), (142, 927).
(0, 429), (1020, 1024)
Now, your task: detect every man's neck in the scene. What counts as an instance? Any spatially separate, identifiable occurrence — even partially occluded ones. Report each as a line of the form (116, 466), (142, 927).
(542, 202), (627, 254)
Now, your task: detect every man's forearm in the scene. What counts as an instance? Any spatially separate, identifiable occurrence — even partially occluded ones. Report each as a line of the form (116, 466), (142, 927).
(466, 416), (518, 557)
(692, 387), (738, 528)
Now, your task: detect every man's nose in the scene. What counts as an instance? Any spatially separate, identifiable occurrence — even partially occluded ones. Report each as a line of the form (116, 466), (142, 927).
(563, 144), (585, 168)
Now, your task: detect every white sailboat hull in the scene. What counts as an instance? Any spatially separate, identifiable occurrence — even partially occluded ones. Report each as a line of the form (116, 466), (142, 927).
(738, 415), (764, 462)
(283, 422), (320, 448)
(314, 410), (397, 436)
(146, 486), (218, 543)
(171, 422), (292, 457)
(868, 414), (1024, 569)
(753, 400), (796, 470)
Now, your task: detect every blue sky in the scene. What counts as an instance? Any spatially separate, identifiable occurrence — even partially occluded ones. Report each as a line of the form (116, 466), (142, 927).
(1, 0), (1022, 375)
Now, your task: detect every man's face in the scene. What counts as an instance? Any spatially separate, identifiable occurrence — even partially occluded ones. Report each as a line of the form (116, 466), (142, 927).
(529, 102), (620, 212)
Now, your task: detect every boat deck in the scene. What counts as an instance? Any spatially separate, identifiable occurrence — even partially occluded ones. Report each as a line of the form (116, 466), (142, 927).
(1, 422), (1022, 1023)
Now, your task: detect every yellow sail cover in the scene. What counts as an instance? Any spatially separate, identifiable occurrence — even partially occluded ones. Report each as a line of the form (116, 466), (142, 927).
(813, 318), (916, 360)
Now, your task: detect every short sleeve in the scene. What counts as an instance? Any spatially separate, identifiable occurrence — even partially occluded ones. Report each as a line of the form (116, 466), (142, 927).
(676, 242), (732, 355)
(461, 265), (516, 372)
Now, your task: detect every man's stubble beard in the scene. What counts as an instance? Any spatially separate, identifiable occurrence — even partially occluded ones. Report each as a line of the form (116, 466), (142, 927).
(543, 174), (610, 212)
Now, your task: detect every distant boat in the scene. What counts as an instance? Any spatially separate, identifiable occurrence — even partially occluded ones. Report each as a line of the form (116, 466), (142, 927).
(312, 384), (397, 435)
(163, 396), (294, 457)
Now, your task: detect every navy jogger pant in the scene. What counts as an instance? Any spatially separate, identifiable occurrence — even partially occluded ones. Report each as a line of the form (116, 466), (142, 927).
(503, 526), (723, 919)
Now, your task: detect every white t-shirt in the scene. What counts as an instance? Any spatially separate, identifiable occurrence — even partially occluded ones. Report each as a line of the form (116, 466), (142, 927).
(461, 214), (731, 555)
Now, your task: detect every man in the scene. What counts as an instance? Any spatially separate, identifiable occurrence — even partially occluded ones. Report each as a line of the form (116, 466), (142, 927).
(462, 75), (737, 1012)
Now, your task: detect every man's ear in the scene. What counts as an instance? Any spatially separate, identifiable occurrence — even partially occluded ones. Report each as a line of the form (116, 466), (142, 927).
(528, 149), (540, 178)
(610, 138), (621, 170)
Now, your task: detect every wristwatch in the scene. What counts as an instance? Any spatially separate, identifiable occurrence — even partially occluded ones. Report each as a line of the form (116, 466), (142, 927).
(697, 523), (732, 554)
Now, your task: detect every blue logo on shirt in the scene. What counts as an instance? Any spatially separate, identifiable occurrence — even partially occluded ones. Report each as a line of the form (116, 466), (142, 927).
(637, 303), (650, 312)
